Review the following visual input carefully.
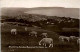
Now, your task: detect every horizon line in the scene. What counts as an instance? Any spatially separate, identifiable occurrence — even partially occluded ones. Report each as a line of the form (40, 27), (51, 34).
(1, 6), (80, 9)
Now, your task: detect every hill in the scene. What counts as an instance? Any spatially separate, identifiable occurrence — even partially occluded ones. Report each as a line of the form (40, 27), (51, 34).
(1, 7), (79, 19)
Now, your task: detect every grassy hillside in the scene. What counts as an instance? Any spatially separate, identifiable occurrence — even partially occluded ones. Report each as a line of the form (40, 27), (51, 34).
(1, 23), (79, 52)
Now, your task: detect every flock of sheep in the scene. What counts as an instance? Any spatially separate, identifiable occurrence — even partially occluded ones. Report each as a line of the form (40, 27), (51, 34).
(11, 27), (80, 48)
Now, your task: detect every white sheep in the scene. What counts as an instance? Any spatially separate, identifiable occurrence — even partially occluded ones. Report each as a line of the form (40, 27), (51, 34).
(11, 29), (17, 35)
(39, 38), (53, 47)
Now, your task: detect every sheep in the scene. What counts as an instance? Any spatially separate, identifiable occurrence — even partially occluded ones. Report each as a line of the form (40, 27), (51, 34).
(29, 31), (37, 37)
(39, 38), (53, 47)
(41, 33), (48, 38)
(11, 29), (17, 35)
(59, 36), (69, 42)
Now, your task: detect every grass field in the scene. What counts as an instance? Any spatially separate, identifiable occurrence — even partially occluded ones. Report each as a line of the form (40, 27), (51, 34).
(1, 23), (79, 52)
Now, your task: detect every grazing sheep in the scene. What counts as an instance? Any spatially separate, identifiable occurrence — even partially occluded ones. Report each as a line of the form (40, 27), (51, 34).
(69, 36), (79, 44)
(41, 33), (48, 38)
(39, 38), (53, 47)
(29, 31), (37, 37)
(59, 36), (69, 42)
(11, 29), (17, 35)
(70, 36), (76, 39)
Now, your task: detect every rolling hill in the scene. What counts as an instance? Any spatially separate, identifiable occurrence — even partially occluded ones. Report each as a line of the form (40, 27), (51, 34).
(1, 7), (79, 19)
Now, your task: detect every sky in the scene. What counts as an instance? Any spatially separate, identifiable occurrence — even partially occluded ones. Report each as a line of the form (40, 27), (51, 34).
(0, 0), (80, 8)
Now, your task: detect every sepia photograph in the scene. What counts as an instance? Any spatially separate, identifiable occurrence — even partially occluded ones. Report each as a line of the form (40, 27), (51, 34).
(0, 0), (80, 52)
